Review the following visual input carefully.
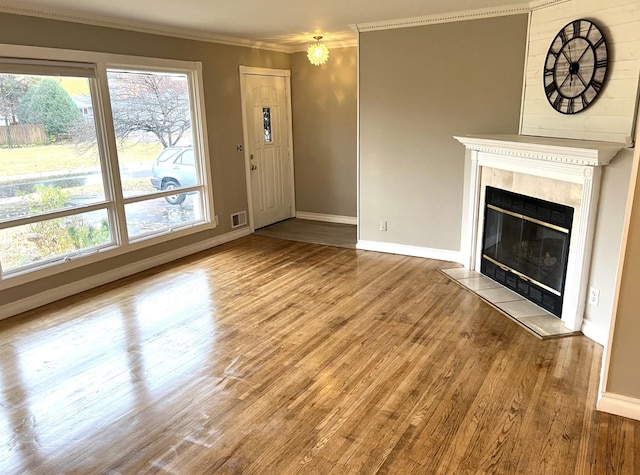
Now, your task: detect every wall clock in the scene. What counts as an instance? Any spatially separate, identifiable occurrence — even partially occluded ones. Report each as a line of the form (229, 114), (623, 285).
(544, 19), (608, 114)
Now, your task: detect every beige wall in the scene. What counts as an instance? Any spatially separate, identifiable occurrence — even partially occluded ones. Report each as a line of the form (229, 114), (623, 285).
(584, 151), (634, 334)
(606, 146), (640, 398)
(290, 47), (357, 217)
(0, 13), (289, 306)
(358, 15), (528, 249)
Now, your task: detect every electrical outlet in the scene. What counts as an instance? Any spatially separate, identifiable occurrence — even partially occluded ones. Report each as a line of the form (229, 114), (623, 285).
(380, 220), (387, 232)
(588, 287), (600, 306)
(214, 215), (219, 226)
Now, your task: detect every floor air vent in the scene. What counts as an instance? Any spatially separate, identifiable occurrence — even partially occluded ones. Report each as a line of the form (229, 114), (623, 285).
(231, 211), (247, 228)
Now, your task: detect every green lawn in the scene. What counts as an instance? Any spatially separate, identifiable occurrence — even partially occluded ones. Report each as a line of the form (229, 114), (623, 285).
(0, 141), (163, 177)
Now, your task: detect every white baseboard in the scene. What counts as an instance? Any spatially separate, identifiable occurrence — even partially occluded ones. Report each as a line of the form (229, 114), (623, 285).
(295, 212), (357, 225)
(357, 240), (463, 264)
(597, 392), (640, 422)
(0, 227), (251, 321)
(581, 319), (608, 346)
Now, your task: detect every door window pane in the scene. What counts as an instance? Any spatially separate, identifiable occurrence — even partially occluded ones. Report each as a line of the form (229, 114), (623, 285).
(263, 107), (272, 143)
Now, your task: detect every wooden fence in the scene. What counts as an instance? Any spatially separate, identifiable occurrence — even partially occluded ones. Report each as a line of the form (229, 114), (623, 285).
(0, 124), (46, 146)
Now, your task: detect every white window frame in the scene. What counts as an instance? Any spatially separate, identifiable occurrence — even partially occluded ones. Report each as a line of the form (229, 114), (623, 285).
(0, 44), (215, 290)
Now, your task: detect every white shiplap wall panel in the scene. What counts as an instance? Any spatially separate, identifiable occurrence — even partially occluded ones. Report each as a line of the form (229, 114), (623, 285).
(529, 0), (639, 33)
(521, 0), (640, 144)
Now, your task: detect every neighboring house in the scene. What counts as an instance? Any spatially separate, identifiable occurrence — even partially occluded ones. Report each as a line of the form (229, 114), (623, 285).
(72, 94), (93, 118)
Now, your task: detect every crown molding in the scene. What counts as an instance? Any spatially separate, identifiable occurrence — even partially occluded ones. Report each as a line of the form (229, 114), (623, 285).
(529, 0), (571, 10)
(290, 39), (358, 53)
(350, 0), (569, 32)
(0, 3), (294, 53)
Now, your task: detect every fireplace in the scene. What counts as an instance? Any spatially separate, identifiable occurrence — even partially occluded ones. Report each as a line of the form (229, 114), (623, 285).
(481, 187), (573, 317)
(454, 134), (624, 332)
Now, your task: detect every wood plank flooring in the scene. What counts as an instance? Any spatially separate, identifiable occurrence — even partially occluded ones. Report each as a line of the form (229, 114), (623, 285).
(0, 235), (638, 474)
(254, 218), (357, 249)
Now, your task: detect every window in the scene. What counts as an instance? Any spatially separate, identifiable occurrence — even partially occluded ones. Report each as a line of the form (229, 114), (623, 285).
(0, 51), (213, 284)
(106, 69), (205, 238)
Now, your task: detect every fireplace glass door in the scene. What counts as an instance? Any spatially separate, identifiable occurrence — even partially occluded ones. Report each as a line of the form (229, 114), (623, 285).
(481, 187), (573, 317)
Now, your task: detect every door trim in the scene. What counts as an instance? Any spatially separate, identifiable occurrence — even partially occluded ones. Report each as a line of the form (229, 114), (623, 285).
(239, 66), (296, 231)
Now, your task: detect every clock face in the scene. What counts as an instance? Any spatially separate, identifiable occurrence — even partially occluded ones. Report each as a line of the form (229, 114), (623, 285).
(544, 19), (608, 114)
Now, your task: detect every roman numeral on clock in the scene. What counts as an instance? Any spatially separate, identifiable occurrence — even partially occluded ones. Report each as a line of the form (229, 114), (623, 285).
(545, 81), (558, 96)
(559, 29), (568, 45)
(572, 20), (581, 37)
(553, 94), (564, 110)
(581, 94), (589, 108)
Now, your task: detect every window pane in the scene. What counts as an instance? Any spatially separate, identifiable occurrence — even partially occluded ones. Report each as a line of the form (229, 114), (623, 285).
(106, 70), (196, 199)
(149, 146), (198, 199)
(0, 73), (105, 222)
(125, 192), (204, 239)
(263, 107), (272, 143)
(0, 209), (112, 272)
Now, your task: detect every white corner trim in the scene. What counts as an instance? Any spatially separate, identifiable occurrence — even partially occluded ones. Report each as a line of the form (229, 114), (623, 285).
(357, 240), (463, 264)
(597, 392), (640, 422)
(295, 212), (357, 226)
(581, 319), (608, 346)
(0, 4), (293, 53)
(0, 227), (251, 322)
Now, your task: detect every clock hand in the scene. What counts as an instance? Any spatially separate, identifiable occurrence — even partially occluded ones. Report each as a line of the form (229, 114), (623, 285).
(561, 48), (573, 64)
(575, 45), (590, 63)
(575, 72), (588, 88)
(559, 73), (572, 89)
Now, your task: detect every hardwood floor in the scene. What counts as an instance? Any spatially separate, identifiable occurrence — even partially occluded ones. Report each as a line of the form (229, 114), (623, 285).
(0, 235), (638, 474)
(255, 218), (357, 249)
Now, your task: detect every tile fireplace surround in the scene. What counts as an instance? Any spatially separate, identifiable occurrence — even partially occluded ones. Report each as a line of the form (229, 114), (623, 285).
(454, 134), (626, 333)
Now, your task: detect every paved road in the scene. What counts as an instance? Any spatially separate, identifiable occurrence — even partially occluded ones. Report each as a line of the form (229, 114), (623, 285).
(0, 179), (198, 237)
(0, 168), (150, 199)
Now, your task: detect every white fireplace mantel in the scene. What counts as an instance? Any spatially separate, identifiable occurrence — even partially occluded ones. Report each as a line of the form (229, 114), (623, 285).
(455, 134), (624, 166)
(454, 134), (627, 332)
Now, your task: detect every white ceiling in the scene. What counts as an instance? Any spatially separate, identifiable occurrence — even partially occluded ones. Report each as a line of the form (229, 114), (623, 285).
(0, 0), (535, 50)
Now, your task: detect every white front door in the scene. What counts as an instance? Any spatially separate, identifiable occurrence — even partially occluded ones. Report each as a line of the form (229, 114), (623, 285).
(241, 69), (294, 230)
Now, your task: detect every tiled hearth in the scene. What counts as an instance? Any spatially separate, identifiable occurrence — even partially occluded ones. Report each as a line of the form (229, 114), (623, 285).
(441, 267), (576, 338)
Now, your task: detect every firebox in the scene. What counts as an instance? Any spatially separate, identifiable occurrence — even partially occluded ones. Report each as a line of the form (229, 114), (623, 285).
(480, 187), (574, 318)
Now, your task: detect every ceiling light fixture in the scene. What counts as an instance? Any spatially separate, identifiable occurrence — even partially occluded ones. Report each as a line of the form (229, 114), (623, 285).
(307, 36), (329, 66)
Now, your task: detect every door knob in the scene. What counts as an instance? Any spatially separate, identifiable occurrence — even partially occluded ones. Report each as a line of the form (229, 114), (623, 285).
(250, 164), (257, 171)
